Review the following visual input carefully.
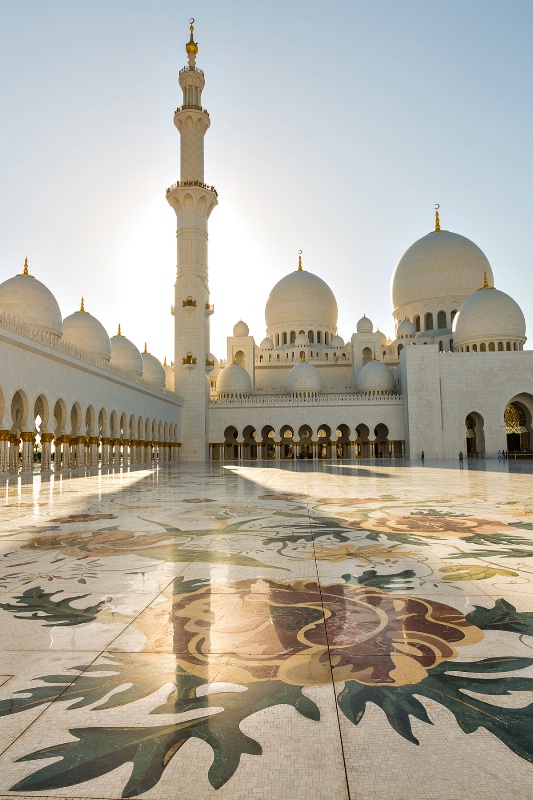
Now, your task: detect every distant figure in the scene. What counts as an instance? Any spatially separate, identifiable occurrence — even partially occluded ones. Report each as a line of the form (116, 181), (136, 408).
(421, 450), (425, 463)
(498, 450), (501, 459)
(459, 450), (464, 467)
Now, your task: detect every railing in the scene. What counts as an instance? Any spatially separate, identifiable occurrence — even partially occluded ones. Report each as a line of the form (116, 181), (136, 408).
(0, 312), (175, 398)
(180, 66), (204, 76)
(210, 393), (403, 406)
(166, 180), (218, 196)
(175, 105), (209, 116)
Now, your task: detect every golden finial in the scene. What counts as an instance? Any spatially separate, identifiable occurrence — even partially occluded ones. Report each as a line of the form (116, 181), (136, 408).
(298, 250), (303, 271)
(477, 271), (493, 291)
(117, 323), (122, 337)
(434, 203), (441, 232)
(17, 257), (33, 277)
(80, 297), (85, 313)
(186, 18), (198, 56)
(300, 351), (306, 362)
(163, 356), (167, 366)
(143, 342), (148, 354)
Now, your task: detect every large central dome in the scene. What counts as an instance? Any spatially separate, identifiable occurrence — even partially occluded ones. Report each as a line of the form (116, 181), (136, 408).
(391, 230), (494, 315)
(265, 269), (338, 331)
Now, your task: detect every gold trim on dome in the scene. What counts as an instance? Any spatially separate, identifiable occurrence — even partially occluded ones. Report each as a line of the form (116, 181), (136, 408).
(17, 257), (34, 277)
(434, 203), (441, 232)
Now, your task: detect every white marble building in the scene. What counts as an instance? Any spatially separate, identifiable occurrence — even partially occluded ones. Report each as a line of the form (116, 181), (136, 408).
(1, 23), (532, 470)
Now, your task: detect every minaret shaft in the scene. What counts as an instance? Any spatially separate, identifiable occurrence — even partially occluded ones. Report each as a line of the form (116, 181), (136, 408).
(167, 23), (217, 461)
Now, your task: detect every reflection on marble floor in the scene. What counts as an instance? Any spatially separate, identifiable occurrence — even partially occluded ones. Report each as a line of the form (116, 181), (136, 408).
(0, 459), (533, 799)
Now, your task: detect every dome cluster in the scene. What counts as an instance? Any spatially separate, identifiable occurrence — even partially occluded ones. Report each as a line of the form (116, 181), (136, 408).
(0, 261), (172, 390)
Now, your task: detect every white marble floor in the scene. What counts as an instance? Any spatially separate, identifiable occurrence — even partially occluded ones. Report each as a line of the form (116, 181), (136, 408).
(0, 458), (532, 799)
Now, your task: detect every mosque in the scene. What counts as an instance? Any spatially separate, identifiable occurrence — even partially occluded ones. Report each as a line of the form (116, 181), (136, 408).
(0, 22), (532, 471)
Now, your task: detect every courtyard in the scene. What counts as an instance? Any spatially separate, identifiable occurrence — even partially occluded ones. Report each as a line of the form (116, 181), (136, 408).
(0, 458), (532, 799)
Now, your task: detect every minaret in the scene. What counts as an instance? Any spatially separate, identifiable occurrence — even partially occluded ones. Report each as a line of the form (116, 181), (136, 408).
(167, 20), (217, 461)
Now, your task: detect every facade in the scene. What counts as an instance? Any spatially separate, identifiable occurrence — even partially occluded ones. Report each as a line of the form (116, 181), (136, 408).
(1, 25), (532, 470)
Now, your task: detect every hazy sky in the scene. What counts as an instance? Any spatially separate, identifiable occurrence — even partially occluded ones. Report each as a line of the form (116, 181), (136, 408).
(1, 1), (532, 363)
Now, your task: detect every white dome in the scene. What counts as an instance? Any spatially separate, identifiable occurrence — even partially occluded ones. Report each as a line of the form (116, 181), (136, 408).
(295, 333), (308, 346)
(377, 329), (388, 346)
(286, 361), (322, 394)
(163, 361), (175, 391)
(453, 285), (526, 347)
(397, 319), (416, 338)
(265, 269), (338, 331)
(141, 350), (166, 388)
(216, 363), (253, 395)
(110, 331), (143, 376)
(331, 335), (344, 347)
(260, 337), (274, 349)
(233, 320), (249, 336)
(0, 264), (62, 338)
(357, 359), (394, 394)
(62, 306), (110, 361)
(391, 230), (494, 313)
(356, 315), (373, 333)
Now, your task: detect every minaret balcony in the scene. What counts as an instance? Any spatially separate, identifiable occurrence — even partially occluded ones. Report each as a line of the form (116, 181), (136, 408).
(182, 353), (197, 367)
(166, 180), (218, 197)
(175, 104), (209, 116)
(179, 65), (204, 77)
(206, 303), (214, 315)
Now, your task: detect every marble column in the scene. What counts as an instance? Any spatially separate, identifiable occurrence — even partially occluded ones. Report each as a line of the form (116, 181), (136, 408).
(20, 432), (34, 473)
(41, 433), (54, 471)
(0, 431), (10, 473)
(101, 437), (110, 467)
(75, 436), (86, 468)
(112, 439), (121, 468)
(88, 437), (99, 467)
(144, 442), (151, 464)
(122, 439), (130, 469)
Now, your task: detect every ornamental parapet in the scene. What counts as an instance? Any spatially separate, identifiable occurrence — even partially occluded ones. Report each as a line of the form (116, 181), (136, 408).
(166, 179), (218, 197)
(179, 65), (204, 77)
(210, 392), (403, 406)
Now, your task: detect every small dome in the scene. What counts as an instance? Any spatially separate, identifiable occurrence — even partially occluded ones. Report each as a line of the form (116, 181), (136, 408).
(233, 320), (249, 336)
(265, 269), (338, 332)
(453, 284), (526, 347)
(356, 315), (373, 333)
(62, 304), (111, 360)
(377, 329), (388, 346)
(397, 319), (416, 338)
(357, 359), (394, 394)
(0, 262), (62, 338)
(260, 337), (274, 349)
(141, 349), (166, 388)
(163, 361), (174, 391)
(295, 332), (308, 346)
(216, 363), (253, 395)
(286, 361), (322, 394)
(110, 329), (143, 376)
(331, 334), (344, 347)
(391, 230), (494, 314)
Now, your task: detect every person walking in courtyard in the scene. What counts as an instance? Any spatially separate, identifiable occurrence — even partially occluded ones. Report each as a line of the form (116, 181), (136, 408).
(421, 450), (425, 463)
(459, 450), (464, 467)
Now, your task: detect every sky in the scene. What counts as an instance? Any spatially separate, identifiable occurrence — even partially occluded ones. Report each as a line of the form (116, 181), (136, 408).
(1, 1), (532, 363)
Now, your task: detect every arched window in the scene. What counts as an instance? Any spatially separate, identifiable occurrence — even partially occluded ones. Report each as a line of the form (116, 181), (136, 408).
(316, 331), (322, 344)
(450, 339), (454, 350)
(299, 330), (305, 335)
(450, 310), (457, 324)
(425, 312), (434, 331)
(473, 344), (478, 352)
(414, 315), (421, 332)
(480, 343), (486, 352)
(290, 331), (296, 344)
(466, 345), (469, 352)
(300, 351), (305, 360)
(259, 355), (263, 362)
(506, 341), (511, 351)
(437, 310), (447, 329)
(275, 334), (279, 347)
(498, 341), (503, 351)
(488, 341), (495, 352)
(398, 343), (403, 355)
(438, 340), (443, 352)
(382, 350), (386, 358)
(308, 330), (314, 343)
(324, 332), (329, 345)
(282, 332), (287, 345)
(513, 342), (518, 351)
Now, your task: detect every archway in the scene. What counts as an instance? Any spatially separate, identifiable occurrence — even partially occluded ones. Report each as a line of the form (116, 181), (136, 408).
(362, 347), (372, 366)
(317, 424), (331, 459)
(224, 426), (239, 460)
(280, 425), (294, 459)
(355, 424), (370, 458)
(242, 425), (257, 459)
(504, 396), (533, 454)
(374, 423), (389, 458)
(465, 412), (485, 457)
(260, 425), (276, 459)
(335, 424), (350, 459)
(298, 424), (313, 459)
